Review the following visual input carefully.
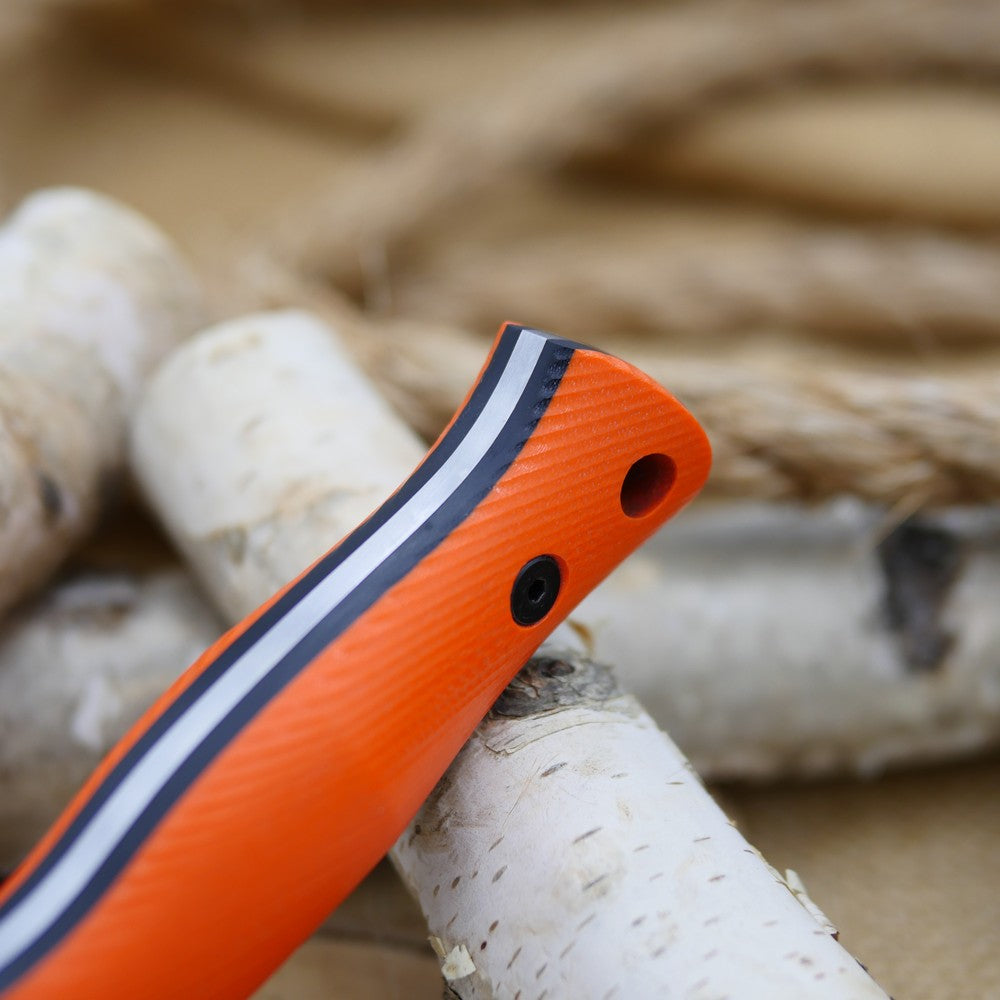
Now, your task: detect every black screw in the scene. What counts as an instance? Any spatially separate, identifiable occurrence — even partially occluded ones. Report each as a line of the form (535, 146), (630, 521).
(511, 556), (561, 626)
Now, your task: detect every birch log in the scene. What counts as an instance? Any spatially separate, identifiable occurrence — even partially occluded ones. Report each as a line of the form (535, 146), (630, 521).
(131, 310), (1000, 779)
(130, 310), (425, 623)
(0, 187), (202, 616)
(550, 500), (1000, 778)
(0, 568), (222, 870)
(393, 654), (888, 999)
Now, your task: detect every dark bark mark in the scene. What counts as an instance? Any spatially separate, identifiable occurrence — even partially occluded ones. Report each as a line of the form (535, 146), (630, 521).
(878, 518), (963, 673)
(489, 654), (620, 718)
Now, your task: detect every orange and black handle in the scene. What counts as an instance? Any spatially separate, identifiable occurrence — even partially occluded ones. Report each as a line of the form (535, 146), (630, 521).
(0, 324), (711, 998)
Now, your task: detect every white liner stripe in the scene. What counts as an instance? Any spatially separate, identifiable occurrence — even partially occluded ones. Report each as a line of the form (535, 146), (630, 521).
(0, 329), (548, 972)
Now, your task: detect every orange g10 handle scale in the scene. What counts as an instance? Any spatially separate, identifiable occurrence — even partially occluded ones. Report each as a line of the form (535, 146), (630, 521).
(0, 323), (711, 998)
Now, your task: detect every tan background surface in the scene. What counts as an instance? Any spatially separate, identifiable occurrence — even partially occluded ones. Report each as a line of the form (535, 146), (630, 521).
(2, 5), (999, 998)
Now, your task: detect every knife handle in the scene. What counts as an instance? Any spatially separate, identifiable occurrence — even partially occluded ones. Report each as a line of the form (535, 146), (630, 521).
(0, 323), (710, 998)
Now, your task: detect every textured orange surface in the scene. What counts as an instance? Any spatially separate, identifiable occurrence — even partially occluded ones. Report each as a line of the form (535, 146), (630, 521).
(1, 330), (710, 998)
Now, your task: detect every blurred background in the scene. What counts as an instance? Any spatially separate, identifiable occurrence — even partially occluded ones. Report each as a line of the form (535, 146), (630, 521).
(1, 1), (999, 997)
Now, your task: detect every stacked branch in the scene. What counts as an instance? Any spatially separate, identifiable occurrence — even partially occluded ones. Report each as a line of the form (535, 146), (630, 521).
(394, 654), (888, 999)
(131, 310), (425, 620)
(552, 501), (1000, 778)
(0, 188), (202, 617)
(0, 568), (221, 869)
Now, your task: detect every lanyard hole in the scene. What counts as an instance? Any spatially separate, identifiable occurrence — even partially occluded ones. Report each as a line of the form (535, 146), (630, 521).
(620, 453), (676, 518)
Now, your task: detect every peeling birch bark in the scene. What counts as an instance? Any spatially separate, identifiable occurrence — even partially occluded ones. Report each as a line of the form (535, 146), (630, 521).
(393, 655), (889, 999)
(0, 187), (202, 616)
(549, 500), (1000, 778)
(0, 568), (222, 869)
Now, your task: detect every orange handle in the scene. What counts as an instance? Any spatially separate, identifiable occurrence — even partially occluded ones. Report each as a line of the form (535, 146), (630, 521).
(0, 324), (711, 998)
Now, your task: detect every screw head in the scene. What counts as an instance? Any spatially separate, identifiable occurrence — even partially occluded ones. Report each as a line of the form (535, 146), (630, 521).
(510, 556), (561, 626)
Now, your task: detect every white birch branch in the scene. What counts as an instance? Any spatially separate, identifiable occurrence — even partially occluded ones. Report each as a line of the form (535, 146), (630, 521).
(393, 654), (888, 999)
(551, 500), (1000, 779)
(0, 187), (202, 616)
(130, 309), (425, 623)
(0, 568), (222, 870)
